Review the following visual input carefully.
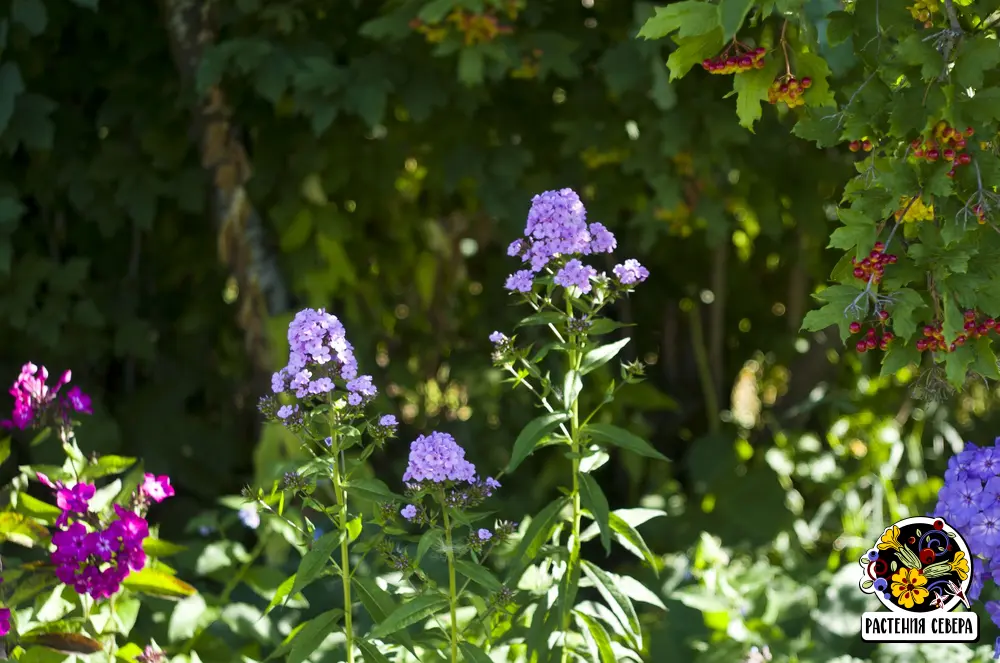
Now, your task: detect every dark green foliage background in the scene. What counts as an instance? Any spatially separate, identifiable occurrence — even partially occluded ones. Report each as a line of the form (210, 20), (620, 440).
(2, 0), (999, 661)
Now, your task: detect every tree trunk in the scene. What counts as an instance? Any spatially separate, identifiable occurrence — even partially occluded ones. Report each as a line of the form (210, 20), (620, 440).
(160, 0), (290, 375)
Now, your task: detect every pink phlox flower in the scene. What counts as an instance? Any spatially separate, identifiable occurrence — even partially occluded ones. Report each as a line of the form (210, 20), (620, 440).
(140, 473), (174, 503)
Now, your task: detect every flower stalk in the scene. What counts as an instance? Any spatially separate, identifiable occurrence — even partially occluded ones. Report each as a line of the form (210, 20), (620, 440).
(442, 505), (460, 663)
(330, 430), (355, 663)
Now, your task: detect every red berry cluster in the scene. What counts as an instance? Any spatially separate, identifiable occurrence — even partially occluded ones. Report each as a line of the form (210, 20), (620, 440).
(701, 45), (766, 74)
(910, 121), (974, 178)
(767, 76), (812, 108)
(850, 315), (895, 353)
(851, 241), (897, 284)
(849, 139), (873, 152)
(915, 311), (998, 352)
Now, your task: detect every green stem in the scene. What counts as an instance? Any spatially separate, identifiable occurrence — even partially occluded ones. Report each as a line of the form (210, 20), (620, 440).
(560, 304), (583, 663)
(331, 438), (355, 663)
(688, 304), (720, 433)
(442, 508), (459, 663)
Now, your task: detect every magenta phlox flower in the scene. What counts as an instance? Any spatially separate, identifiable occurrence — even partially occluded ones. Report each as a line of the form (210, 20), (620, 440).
(140, 473), (174, 503)
(2, 363), (92, 430)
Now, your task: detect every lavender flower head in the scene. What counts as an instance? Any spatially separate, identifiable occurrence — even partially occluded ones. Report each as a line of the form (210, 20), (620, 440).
(506, 189), (616, 276)
(934, 437), (1000, 600)
(477, 528), (492, 541)
(613, 259), (650, 285)
(400, 504), (417, 520)
(554, 259), (597, 294)
(270, 308), (378, 411)
(402, 431), (477, 485)
(504, 189), (647, 294)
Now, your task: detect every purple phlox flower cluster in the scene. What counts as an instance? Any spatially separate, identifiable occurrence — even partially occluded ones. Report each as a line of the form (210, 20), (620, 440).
(270, 308), (377, 412)
(2, 363), (92, 430)
(41, 470), (161, 599)
(507, 189), (614, 273)
(402, 431), (478, 485)
(613, 259), (649, 286)
(554, 259), (597, 294)
(934, 438), (1000, 604)
(504, 189), (648, 294)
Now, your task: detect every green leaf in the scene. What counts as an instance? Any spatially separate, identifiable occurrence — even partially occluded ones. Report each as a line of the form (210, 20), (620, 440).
(584, 423), (668, 461)
(733, 57), (781, 130)
(792, 109), (842, 148)
(0, 511), (49, 547)
(958, 87), (1000, 125)
(575, 611), (617, 663)
(368, 594), (450, 639)
(263, 573), (296, 616)
(344, 477), (402, 502)
(142, 537), (187, 557)
(11, 0), (47, 36)
(718, 0), (753, 41)
(588, 319), (634, 335)
(579, 473), (612, 556)
(459, 643), (495, 663)
(953, 37), (1000, 90)
(579, 337), (630, 375)
(507, 496), (570, 578)
(888, 288), (929, 342)
(357, 641), (393, 663)
(347, 515), (363, 543)
(895, 33), (945, 81)
(287, 609), (344, 663)
(353, 575), (419, 653)
(825, 11), (854, 45)
(517, 311), (563, 327)
(880, 343), (921, 378)
(14, 493), (60, 524)
(507, 412), (570, 472)
(945, 342), (976, 388)
(581, 560), (641, 645)
(562, 369), (582, 409)
(454, 559), (502, 592)
(608, 511), (661, 573)
(797, 52), (835, 108)
(80, 454), (137, 480)
(416, 529), (443, 564)
(637, 1), (720, 40)
(667, 29), (725, 81)
(123, 568), (197, 599)
(828, 208), (877, 260)
(972, 336), (1000, 379)
(292, 530), (342, 595)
